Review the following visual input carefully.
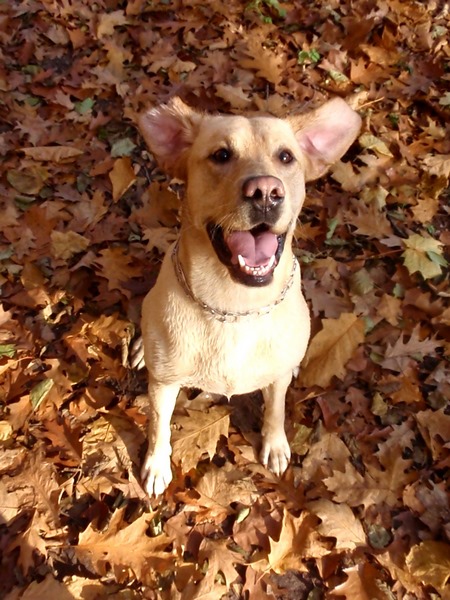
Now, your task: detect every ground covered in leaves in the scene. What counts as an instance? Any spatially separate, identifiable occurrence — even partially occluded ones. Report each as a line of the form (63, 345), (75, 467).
(1, 0), (449, 598)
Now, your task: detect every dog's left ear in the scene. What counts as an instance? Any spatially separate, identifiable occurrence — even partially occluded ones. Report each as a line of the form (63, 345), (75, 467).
(289, 98), (361, 182)
(138, 97), (202, 179)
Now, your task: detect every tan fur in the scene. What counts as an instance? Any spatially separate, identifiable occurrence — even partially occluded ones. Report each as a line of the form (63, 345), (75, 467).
(137, 97), (361, 495)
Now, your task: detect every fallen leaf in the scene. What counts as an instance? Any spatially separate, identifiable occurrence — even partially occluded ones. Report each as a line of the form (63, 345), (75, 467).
(402, 233), (447, 279)
(406, 540), (450, 593)
(299, 313), (365, 388)
(109, 157), (137, 202)
(253, 509), (326, 574)
(329, 563), (392, 599)
(74, 508), (174, 585)
(172, 406), (230, 472)
(51, 230), (90, 260)
(308, 499), (366, 550)
(20, 146), (83, 162)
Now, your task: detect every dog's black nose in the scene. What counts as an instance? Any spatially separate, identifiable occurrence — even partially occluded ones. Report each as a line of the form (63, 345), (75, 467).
(243, 176), (285, 212)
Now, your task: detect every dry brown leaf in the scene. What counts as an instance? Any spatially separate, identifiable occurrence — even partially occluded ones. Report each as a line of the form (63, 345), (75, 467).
(253, 509), (326, 574)
(406, 541), (450, 593)
(8, 574), (75, 600)
(109, 157), (137, 202)
(308, 499), (366, 550)
(50, 230), (90, 260)
(74, 508), (175, 584)
(20, 146), (83, 162)
(97, 9), (129, 38)
(299, 313), (365, 388)
(421, 154), (450, 178)
(329, 563), (392, 599)
(171, 406), (230, 472)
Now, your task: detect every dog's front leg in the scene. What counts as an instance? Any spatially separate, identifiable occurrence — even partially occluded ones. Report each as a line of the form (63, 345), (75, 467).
(141, 382), (178, 496)
(260, 371), (293, 476)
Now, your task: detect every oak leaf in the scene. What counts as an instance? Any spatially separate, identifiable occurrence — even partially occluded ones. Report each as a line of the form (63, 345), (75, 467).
(253, 509), (326, 574)
(422, 153), (450, 178)
(97, 9), (128, 38)
(238, 37), (286, 86)
(74, 508), (175, 584)
(193, 463), (258, 515)
(381, 325), (441, 372)
(94, 247), (141, 291)
(298, 313), (365, 388)
(308, 499), (366, 550)
(171, 406), (230, 472)
(329, 563), (392, 599)
(406, 541), (450, 593)
(8, 574), (75, 600)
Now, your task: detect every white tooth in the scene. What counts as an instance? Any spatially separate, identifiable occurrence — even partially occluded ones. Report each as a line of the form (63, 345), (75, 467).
(238, 254), (246, 268)
(268, 255), (276, 269)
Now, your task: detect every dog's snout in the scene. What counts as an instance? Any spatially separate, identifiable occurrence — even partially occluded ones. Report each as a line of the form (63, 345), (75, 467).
(243, 176), (285, 211)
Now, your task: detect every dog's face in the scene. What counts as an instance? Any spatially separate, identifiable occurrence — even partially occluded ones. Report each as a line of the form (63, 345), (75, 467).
(139, 98), (361, 286)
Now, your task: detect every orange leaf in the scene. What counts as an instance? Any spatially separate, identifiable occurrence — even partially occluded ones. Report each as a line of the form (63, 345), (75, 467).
(109, 157), (136, 202)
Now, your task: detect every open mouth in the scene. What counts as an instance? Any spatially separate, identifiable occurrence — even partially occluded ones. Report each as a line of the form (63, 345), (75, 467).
(207, 223), (286, 286)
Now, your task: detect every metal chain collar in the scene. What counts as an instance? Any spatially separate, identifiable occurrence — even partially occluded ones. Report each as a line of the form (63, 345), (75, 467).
(171, 240), (298, 323)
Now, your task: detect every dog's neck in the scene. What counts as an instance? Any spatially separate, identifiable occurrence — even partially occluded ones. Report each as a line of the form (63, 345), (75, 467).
(173, 232), (298, 321)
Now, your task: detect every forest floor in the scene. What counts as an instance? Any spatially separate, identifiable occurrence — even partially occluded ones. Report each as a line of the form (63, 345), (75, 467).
(0, 0), (449, 598)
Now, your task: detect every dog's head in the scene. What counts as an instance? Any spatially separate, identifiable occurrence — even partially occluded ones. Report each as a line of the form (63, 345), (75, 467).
(139, 97), (361, 286)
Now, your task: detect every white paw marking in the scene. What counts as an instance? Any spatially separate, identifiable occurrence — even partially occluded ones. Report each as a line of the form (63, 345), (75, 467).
(260, 430), (291, 476)
(141, 450), (172, 496)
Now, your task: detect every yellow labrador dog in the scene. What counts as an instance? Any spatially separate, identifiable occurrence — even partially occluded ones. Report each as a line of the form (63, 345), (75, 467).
(136, 97), (361, 496)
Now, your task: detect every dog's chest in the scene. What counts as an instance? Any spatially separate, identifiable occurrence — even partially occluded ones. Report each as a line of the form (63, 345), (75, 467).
(183, 316), (301, 396)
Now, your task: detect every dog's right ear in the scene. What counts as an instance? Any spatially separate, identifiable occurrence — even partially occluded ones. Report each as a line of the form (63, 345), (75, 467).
(138, 97), (201, 179)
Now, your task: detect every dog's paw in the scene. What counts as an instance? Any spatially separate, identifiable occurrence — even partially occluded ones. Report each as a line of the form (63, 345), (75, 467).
(141, 451), (172, 496)
(260, 431), (291, 476)
(130, 336), (145, 370)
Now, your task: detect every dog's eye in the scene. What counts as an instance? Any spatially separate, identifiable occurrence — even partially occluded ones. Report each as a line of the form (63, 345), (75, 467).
(210, 148), (233, 163)
(279, 150), (294, 164)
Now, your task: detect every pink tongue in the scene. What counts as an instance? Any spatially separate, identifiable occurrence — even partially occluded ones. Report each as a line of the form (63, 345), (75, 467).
(225, 230), (278, 267)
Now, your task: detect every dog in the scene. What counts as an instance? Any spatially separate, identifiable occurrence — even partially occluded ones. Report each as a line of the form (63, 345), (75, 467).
(135, 96), (361, 496)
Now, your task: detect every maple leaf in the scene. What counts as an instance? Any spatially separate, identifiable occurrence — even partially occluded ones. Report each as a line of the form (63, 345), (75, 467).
(171, 406), (230, 472)
(307, 499), (366, 551)
(298, 313), (365, 388)
(402, 233), (447, 279)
